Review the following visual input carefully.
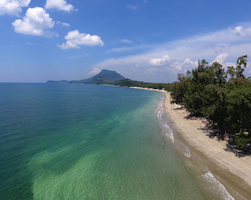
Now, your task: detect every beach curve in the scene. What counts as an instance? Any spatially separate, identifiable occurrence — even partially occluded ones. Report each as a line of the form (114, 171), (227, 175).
(131, 87), (251, 198)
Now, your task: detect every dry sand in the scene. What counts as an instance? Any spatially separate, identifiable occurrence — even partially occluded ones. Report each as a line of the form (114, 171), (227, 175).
(131, 87), (251, 197)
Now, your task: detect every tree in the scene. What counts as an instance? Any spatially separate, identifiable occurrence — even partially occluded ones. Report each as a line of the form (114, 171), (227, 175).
(170, 73), (191, 105)
(170, 55), (251, 152)
(227, 55), (249, 87)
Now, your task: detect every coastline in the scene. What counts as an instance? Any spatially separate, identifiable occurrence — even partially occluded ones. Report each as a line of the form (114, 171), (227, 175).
(131, 87), (251, 198)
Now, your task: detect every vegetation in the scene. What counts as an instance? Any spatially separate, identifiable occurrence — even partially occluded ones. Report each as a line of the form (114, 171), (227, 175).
(170, 55), (251, 153)
(73, 69), (125, 84)
(112, 79), (171, 91)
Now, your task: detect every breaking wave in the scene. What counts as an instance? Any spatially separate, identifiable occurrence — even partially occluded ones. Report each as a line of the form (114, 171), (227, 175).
(200, 172), (234, 200)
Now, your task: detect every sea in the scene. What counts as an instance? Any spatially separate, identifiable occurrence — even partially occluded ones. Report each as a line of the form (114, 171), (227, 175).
(0, 83), (246, 200)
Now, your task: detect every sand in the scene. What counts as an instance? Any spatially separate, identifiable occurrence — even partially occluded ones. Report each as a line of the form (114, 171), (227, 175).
(131, 87), (251, 197)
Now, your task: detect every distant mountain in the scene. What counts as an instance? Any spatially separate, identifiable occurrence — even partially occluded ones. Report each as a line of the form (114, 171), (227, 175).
(46, 70), (125, 85)
(74, 69), (125, 84)
(46, 80), (69, 84)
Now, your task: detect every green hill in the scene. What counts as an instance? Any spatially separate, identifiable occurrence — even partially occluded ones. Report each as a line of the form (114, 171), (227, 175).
(47, 70), (125, 85)
(73, 69), (126, 84)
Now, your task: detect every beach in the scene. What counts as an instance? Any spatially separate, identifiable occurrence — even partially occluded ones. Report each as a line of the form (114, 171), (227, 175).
(132, 87), (251, 198)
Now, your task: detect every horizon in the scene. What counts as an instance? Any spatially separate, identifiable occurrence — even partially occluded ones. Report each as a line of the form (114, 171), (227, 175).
(0, 69), (173, 84)
(1, 0), (251, 83)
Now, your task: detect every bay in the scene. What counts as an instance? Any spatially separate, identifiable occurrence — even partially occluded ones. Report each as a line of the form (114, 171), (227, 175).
(0, 83), (207, 199)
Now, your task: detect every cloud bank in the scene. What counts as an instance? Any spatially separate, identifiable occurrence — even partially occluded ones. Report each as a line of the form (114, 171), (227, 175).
(91, 25), (251, 81)
(149, 55), (170, 66)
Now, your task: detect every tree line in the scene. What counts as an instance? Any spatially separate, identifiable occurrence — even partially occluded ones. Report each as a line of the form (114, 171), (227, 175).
(113, 79), (171, 91)
(170, 55), (251, 153)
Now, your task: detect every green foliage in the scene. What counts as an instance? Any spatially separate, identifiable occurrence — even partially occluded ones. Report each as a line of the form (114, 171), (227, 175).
(170, 74), (191, 105)
(112, 79), (171, 91)
(234, 134), (251, 149)
(227, 85), (251, 135)
(170, 55), (251, 153)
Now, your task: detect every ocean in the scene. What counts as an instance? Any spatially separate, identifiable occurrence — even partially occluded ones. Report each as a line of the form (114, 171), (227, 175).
(0, 83), (240, 199)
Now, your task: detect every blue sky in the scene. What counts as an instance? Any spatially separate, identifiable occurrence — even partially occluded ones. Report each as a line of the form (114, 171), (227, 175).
(1, 0), (251, 83)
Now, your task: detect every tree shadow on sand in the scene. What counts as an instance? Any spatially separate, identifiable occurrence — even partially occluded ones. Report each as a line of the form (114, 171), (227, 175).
(173, 107), (251, 158)
(197, 126), (251, 158)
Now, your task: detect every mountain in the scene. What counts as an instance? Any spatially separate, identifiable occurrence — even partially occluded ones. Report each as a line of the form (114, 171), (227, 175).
(72, 69), (125, 84)
(46, 80), (69, 84)
(46, 70), (125, 85)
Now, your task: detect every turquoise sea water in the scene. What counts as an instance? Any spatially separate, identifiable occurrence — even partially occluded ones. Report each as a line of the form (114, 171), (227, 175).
(0, 83), (238, 199)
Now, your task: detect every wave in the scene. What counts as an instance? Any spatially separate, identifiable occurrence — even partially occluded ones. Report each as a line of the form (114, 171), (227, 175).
(162, 124), (174, 143)
(157, 96), (174, 143)
(157, 108), (164, 119)
(200, 172), (234, 200)
(176, 140), (191, 158)
(156, 94), (245, 200)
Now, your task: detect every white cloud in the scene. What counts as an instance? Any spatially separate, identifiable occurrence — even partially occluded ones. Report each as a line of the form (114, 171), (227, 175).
(0, 0), (30, 16)
(89, 68), (101, 75)
(228, 26), (251, 37)
(171, 61), (183, 71)
(56, 21), (70, 27)
(91, 25), (251, 82)
(59, 30), (104, 49)
(148, 57), (198, 73)
(127, 5), (138, 10)
(45, 0), (75, 12)
(212, 53), (228, 64)
(12, 7), (56, 37)
(171, 58), (198, 72)
(149, 55), (170, 66)
(183, 58), (196, 66)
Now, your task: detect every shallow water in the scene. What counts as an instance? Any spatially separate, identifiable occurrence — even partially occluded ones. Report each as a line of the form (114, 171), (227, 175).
(0, 83), (238, 199)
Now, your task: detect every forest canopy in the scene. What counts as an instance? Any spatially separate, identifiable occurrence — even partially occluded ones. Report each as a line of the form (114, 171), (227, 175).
(170, 55), (251, 153)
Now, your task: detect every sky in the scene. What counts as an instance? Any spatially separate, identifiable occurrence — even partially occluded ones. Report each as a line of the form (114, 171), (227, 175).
(1, 0), (251, 83)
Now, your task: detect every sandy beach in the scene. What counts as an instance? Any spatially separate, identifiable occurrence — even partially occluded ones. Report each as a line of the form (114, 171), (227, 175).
(131, 87), (251, 198)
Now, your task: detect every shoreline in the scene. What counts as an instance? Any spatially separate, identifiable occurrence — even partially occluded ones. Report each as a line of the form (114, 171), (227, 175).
(131, 87), (251, 198)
